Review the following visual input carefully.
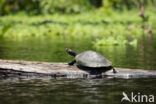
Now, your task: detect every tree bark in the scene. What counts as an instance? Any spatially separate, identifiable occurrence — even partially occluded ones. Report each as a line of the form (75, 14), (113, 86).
(0, 59), (156, 79)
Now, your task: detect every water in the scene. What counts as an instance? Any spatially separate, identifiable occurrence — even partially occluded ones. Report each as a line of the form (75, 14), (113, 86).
(0, 36), (156, 104)
(0, 78), (156, 104)
(0, 36), (156, 70)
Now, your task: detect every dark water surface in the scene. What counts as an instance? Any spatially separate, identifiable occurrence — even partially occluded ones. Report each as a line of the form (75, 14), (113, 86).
(0, 78), (156, 104)
(0, 36), (156, 104)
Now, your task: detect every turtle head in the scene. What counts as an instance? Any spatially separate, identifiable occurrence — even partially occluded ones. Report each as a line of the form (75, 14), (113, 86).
(66, 48), (77, 57)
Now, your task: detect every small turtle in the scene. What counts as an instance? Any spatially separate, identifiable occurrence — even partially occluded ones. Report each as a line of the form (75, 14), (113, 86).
(66, 48), (117, 73)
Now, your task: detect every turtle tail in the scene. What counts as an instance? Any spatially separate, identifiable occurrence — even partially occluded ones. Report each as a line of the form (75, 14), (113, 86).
(66, 48), (77, 57)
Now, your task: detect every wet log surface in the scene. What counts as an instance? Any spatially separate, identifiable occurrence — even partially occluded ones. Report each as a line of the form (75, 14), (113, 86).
(0, 59), (156, 79)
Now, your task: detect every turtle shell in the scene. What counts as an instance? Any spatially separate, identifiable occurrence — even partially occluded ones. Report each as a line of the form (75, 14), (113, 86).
(75, 51), (112, 67)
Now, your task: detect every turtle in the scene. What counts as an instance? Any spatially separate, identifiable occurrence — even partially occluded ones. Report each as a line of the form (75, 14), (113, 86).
(66, 48), (117, 73)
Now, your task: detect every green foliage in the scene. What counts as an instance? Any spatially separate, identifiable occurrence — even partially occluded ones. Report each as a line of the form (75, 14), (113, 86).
(40, 0), (92, 14)
(0, 0), (93, 15)
(0, 0), (156, 15)
(0, 8), (155, 48)
(102, 0), (156, 9)
(0, 0), (10, 15)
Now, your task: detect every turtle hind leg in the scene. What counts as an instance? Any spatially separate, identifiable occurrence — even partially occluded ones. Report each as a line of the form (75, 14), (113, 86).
(112, 67), (117, 73)
(68, 59), (76, 65)
(110, 66), (117, 73)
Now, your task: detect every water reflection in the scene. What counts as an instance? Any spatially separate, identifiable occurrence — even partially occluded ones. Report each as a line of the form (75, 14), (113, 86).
(0, 78), (156, 104)
(0, 35), (156, 70)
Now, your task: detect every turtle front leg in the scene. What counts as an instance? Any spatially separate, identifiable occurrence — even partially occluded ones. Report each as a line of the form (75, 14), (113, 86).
(68, 60), (76, 65)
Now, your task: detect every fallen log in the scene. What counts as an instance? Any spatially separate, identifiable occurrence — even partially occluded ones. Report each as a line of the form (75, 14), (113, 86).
(0, 59), (156, 79)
